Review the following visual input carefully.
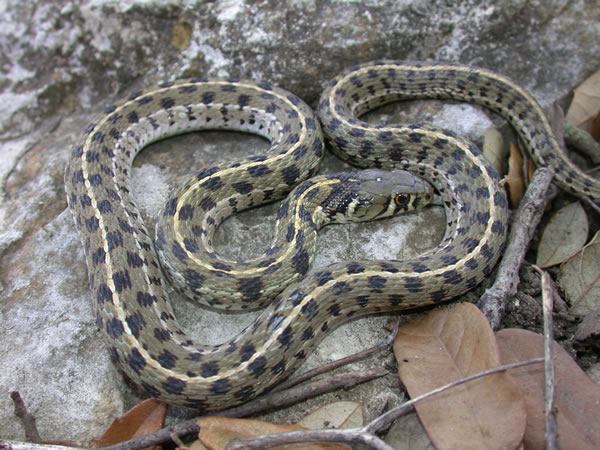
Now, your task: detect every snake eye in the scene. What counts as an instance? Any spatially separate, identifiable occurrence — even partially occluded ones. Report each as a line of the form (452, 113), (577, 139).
(394, 193), (410, 207)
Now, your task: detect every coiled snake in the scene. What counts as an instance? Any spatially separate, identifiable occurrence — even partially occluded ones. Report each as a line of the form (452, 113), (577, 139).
(65, 61), (599, 409)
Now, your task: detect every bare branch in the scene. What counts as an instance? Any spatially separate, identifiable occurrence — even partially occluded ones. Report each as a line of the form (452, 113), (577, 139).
(479, 167), (556, 329)
(536, 267), (559, 450)
(11, 391), (42, 444)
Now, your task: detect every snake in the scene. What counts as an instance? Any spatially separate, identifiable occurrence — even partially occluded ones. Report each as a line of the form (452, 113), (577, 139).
(64, 61), (599, 410)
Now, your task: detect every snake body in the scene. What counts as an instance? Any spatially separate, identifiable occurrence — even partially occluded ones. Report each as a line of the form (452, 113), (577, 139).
(65, 61), (596, 409)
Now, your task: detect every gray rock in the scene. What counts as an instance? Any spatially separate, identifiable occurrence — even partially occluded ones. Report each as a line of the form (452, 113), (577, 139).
(0, 0), (598, 444)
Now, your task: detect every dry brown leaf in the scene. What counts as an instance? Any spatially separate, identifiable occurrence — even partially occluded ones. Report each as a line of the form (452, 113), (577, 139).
(558, 229), (600, 315)
(536, 201), (588, 268)
(92, 398), (167, 448)
(195, 416), (346, 450)
(497, 328), (600, 449)
(298, 401), (363, 430)
(393, 303), (526, 450)
(505, 141), (525, 207)
(566, 68), (600, 133)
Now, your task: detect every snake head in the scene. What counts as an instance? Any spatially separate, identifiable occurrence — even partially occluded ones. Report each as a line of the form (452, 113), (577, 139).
(337, 169), (434, 223)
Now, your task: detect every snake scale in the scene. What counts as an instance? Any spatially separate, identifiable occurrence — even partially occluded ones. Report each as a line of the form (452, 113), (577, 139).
(65, 61), (600, 409)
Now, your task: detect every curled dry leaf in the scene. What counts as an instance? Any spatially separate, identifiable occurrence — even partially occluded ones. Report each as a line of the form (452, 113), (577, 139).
(536, 202), (588, 268)
(565, 68), (600, 133)
(92, 398), (167, 448)
(558, 230), (600, 315)
(392, 303), (526, 450)
(497, 328), (600, 449)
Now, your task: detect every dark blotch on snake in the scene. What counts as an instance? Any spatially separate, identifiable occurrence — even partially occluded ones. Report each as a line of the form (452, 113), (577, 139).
(302, 327), (314, 341)
(271, 359), (286, 375)
(389, 294), (404, 305)
(238, 277), (263, 302)
(281, 165), (301, 185)
(234, 385), (255, 402)
(301, 299), (318, 319)
(126, 251), (144, 268)
(125, 311), (146, 338)
(137, 291), (156, 307)
(183, 238), (199, 253)
(232, 181), (253, 194)
(328, 303), (341, 316)
(172, 241), (188, 261)
(201, 176), (223, 191)
(210, 378), (231, 394)
(164, 198), (178, 216)
(92, 247), (106, 265)
(277, 325), (293, 348)
(96, 283), (113, 304)
(248, 356), (267, 377)
(126, 348), (146, 375)
(112, 269), (131, 292)
(404, 277), (424, 292)
(201, 361), (220, 377)
(162, 377), (187, 395)
(442, 269), (463, 285)
(157, 350), (177, 369)
(292, 249), (310, 275)
(84, 217), (99, 234)
(154, 328), (172, 342)
(332, 281), (351, 296)
(178, 204), (194, 221)
(346, 262), (365, 274)
(240, 342), (256, 362)
(199, 196), (216, 211)
(106, 318), (125, 338)
(314, 270), (333, 286)
(247, 164), (271, 177)
(368, 275), (387, 292)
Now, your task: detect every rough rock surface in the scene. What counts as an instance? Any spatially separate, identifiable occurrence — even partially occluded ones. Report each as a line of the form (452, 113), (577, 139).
(1, 0), (598, 443)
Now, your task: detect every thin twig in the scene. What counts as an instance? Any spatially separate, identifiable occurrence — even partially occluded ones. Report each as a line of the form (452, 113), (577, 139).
(227, 358), (544, 449)
(479, 167), (556, 329)
(273, 320), (398, 392)
(535, 267), (559, 449)
(11, 391), (42, 443)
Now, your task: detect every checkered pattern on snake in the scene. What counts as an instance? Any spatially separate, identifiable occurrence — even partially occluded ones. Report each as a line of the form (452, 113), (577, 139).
(64, 61), (597, 410)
